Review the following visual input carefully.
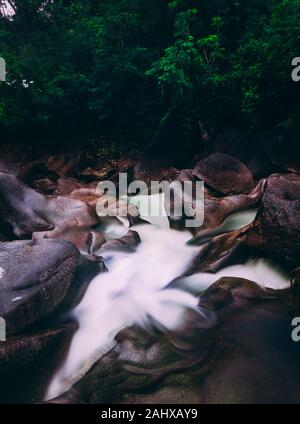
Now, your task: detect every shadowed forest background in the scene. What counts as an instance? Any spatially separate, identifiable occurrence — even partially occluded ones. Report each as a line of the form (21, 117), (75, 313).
(0, 0), (300, 154)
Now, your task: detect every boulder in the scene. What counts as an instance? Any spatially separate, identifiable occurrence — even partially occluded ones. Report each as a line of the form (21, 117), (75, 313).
(33, 219), (105, 255)
(54, 178), (96, 196)
(0, 172), (99, 238)
(0, 239), (80, 335)
(0, 324), (76, 404)
(134, 167), (180, 187)
(97, 230), (141, 255)
(45, 195), (99, 228)
(187, 229), (246, 275)
(189, 179), (265, 233)
(245, 173), (300, 261)
(69, 188), (104, 209)
(193, 153), (255, 195)
(205, 128), (278, 178)
(0, 172), (50, 237)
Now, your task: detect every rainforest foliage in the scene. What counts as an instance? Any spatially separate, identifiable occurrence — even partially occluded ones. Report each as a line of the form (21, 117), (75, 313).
(0, 0), (300, 146)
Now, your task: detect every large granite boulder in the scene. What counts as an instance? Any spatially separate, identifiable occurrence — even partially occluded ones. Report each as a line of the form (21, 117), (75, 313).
(0, 172), (98, 239)
(0, 324), (76, 403)
(0, 239), (80, 335)
(193, 153), (255, 195)
(246, 173), (300, 261)
(32, 219), (105, 255)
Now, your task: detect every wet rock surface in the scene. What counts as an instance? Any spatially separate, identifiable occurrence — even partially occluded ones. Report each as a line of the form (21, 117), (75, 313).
(199, 179), (265, 232)
(32, 219), (105, 254)
(98, 230), (141, 254)
(1, 140), (300, 405)
(0, 324), (76, 403)
(188, 230), (246, 274)
(0, 239), (79, 335)
(49, 278), (300, 404)
(246, 173), (300, 261)
(193, 153), (255, 195)
(0, 172), (99, 239)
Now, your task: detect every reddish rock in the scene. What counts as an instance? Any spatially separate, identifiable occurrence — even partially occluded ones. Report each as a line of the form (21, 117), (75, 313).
(193, 153), (255, 195)
(246, 173), (300, 261)
(0, 324), (76, 403)
(0, 172), (99, 238)
(33, 219), (105, 254)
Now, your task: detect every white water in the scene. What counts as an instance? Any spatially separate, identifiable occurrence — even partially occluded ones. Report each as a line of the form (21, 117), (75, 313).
(46, 226), (200, 399)
(180, 258), (290, 293)
(46, 208), (290, 400)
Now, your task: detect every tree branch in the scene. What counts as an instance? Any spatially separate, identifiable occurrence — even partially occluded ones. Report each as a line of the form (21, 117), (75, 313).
(6, 0), (17, 13)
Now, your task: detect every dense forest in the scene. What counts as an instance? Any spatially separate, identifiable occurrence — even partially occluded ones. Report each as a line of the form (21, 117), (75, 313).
(0, 0), (300, 150)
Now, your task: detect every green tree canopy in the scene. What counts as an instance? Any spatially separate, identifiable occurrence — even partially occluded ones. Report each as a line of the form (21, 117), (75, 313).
(0, 0), (299, 147)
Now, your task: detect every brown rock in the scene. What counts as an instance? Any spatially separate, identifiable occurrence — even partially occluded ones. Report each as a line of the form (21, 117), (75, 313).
(0, 172), (99, 238)
(0, 324), (76, 403)
(193, 153), (255, 195)
(33, 219), (105, 254)
(98, 230), (141, 255)
(245, 173), (300, 261)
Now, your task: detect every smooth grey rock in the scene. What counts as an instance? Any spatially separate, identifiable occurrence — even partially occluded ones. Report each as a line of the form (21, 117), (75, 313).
(0, 239), (80, 335)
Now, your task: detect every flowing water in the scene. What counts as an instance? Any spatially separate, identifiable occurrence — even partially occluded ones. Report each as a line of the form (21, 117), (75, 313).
(46, 206), (290, 400)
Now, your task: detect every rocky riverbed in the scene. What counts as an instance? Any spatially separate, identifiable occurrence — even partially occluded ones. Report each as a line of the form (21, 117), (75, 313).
(0, 139), (300, 404)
